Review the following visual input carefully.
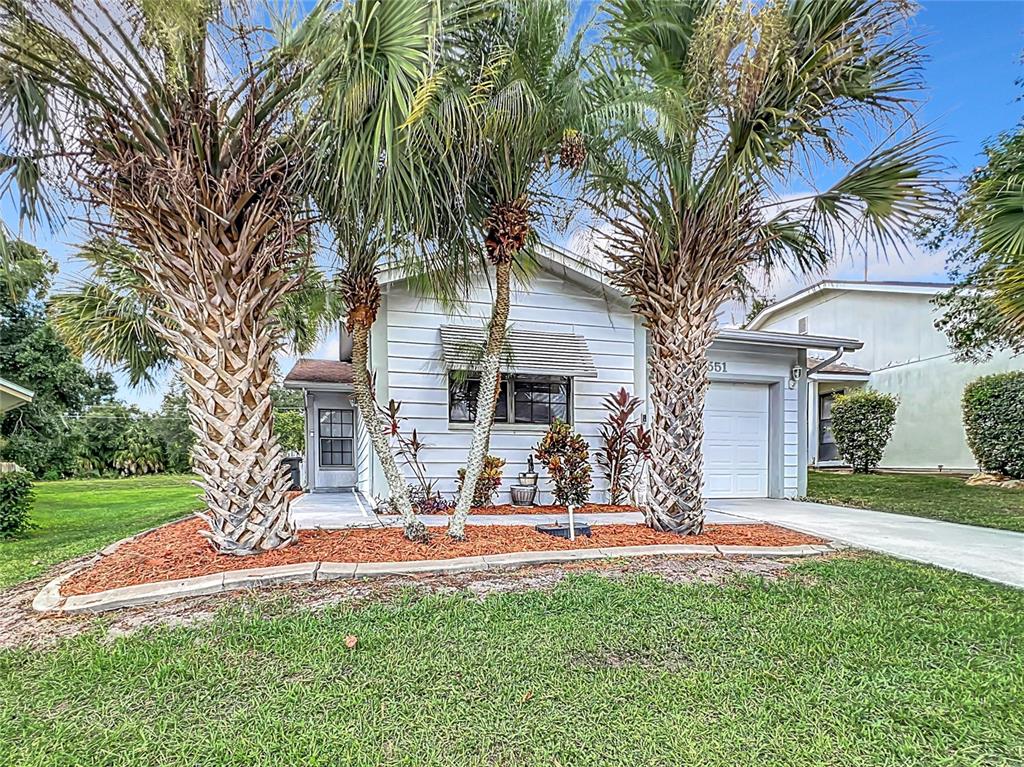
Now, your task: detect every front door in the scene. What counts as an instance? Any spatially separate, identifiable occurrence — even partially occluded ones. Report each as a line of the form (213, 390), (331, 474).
(315, 406), (357, 489)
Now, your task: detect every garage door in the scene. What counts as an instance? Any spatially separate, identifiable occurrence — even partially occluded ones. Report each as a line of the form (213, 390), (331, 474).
(702, 382), (769, 498)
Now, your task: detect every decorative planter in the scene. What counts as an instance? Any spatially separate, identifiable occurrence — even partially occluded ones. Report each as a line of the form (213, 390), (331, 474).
(510, 484), (538, 507)
(517, 472), (538, 487)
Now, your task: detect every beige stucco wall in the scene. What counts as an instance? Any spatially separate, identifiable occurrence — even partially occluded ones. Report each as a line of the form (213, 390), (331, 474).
(758, 286), (1024, 470)
(871, 350), (1022, 471)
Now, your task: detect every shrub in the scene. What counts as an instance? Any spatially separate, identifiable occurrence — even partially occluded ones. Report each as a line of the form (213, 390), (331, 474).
(535, 419), (592, 507)
(0, 470), (34, 538)
(457, 455), (506, 507)
(830, 389), (899, 473)
(596, 388), (644, 505)
(962, 371), (1024, 478)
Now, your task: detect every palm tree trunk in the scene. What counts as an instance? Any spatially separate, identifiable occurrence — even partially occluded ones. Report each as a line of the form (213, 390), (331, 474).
(350, 316), (430, 543)
(174, 313), (296, 555)
(642, 305), (718, 535)
(448, 259), (512, 539)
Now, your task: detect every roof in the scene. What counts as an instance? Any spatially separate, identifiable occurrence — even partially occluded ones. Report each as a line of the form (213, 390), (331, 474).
(0, 376), (33, 414)
(808, 356), (870, 376)
(439, 324), (599, 378)
(715, 328), (863, 352)
(283, 359), (353, 387)
(746, 280), (952, 329)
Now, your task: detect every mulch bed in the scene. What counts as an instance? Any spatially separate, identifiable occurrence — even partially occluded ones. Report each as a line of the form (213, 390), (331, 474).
(62, 519), (825, 597)
(378, 503), (638, 516)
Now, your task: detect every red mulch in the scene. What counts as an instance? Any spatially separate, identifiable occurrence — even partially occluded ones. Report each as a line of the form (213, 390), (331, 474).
(378, 503), (638, 516)
(62, 518), (825, 597)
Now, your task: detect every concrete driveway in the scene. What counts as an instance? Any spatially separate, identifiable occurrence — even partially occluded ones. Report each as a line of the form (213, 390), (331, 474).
(711, 498), (1024, 589)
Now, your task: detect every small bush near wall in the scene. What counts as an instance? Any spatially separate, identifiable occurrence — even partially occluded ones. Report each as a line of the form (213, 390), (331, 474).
(536, 420), (592, 507)
(830, 390), (899, 473)
(0, 470), (34, 538)
(963, 372), (1024, 479)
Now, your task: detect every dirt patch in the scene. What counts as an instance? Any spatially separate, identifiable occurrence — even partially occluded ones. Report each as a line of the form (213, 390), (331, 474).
(2, 554), (813, 650)
(61, 519), (825, 596)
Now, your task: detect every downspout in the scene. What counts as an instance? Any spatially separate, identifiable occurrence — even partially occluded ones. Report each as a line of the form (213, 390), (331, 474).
(808, 346), (846, 375)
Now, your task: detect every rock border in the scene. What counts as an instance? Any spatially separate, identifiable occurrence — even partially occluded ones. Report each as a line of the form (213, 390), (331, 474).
(35, 541), (841, 615)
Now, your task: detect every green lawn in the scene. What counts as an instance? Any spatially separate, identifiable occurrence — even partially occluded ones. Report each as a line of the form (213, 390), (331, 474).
(0, 475), (200, 589)
(807, 470), (1024, 533)
(1, 555), (1021, 766)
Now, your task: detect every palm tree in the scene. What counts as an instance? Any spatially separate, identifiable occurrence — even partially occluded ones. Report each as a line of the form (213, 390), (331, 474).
(442, 0), (586, 539)
(0, 0), (400, 554)
(301, 0), (484, 542)
(587, 0), (941, 534)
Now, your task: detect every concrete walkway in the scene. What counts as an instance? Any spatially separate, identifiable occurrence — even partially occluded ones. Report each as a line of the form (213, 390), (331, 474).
(712, 498), (1024, 589)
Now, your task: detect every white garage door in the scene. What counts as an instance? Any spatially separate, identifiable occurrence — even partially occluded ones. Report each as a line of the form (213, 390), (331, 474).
(703, 382), (769, 498)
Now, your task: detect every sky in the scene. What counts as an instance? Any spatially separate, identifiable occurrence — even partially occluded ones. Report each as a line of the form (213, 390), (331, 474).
(3, 0), (1023, 410)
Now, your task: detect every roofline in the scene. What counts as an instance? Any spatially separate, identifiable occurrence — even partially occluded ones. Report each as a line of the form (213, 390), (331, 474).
(378, 244), (627, 301)
(715, 328), (863, 352)
(282, 380), (354, 392)
(0, 377), (33, 402)
(746, 280), (952, 329)
(812, 371), (871, 381)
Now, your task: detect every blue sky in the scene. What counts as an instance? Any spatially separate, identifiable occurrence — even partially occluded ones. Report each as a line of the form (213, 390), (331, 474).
(3, 0), (1022, 409)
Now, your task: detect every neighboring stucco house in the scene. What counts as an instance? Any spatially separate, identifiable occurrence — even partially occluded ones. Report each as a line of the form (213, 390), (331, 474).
(284, 250), (860, 505)
(747, 280), (1024, 472)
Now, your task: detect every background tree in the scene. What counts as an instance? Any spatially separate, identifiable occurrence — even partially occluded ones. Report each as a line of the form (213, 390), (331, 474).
(932, 118), (1024, 360)
(303, 0), (483, 541)
(0, 0), (351, 553)
(443, 0), (586, 539)
(0, 241), (114, 478)
(587, 0), (941, 533)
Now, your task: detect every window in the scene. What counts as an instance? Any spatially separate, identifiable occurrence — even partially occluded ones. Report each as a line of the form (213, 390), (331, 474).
(319, 409), (354, 467)
(798, 316), (808, 334)
(448, 374), (571, 425)
(448, 378), (509, 423)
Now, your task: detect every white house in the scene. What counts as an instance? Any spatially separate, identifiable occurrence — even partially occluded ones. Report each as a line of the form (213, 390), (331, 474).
(747, 280), (1024, 472)
(284, 250), (861, 504)
(0, 376), (33, 414)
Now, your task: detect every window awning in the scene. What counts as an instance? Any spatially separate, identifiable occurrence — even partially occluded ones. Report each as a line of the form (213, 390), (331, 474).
(439, 325), (598, 378)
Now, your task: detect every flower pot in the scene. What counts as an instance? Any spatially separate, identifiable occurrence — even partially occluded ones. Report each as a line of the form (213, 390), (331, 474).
(510, 484), (538, 507)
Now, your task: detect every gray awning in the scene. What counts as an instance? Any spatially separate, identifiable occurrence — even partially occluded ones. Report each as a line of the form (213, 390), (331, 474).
(439, 325), (598, 378)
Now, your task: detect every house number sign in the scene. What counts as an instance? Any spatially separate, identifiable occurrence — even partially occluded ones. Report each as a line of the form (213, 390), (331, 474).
(709, 361), (728, 373)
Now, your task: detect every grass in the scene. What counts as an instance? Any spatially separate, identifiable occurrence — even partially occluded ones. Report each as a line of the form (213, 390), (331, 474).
(0, 475), (200, 589)
(0, 555), (1021, 766)
(807, 470), (1024, 533)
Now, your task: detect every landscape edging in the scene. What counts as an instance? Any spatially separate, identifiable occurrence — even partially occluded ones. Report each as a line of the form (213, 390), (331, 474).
(35, 541), (841, 615)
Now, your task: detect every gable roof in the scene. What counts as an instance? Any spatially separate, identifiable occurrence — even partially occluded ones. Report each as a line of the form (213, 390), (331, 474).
(746, 280), (952, 330)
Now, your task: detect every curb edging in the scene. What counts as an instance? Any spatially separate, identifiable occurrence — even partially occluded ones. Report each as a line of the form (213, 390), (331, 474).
(35, 541), (841, 615)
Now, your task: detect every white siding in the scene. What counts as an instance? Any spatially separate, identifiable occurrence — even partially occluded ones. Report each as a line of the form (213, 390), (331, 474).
(384, 269), (637, 504)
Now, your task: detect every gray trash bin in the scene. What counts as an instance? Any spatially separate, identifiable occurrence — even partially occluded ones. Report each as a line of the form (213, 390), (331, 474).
(282, 457), (302, 491)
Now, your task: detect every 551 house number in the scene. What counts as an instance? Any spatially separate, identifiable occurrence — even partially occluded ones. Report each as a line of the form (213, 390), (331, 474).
(709, 361), (728, 373)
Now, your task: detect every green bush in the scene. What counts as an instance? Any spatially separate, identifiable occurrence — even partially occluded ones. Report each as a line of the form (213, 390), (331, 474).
(535, 419), (592, 507)
(962, 372), (1024, 478)
(0, 470), (34, 538)
(830, 389), (899, 473)
(457, 455), (506, 507)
